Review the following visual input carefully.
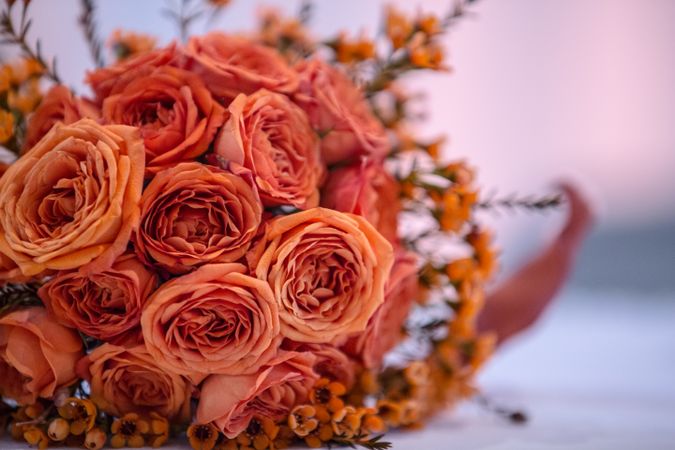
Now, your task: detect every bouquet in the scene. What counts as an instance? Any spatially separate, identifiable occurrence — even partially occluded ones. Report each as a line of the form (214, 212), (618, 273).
(0, 1), (560, 449)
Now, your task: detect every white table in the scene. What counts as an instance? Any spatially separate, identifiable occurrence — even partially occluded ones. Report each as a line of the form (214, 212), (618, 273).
(3, 289), (674, 449)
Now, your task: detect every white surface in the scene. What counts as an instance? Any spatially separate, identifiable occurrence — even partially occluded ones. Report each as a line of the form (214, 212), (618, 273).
(2, 289), (674, 449)
(388, 289), (675, 450)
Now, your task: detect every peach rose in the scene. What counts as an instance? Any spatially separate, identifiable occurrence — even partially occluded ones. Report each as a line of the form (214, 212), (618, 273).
(87, 43), (180, 100)
(101, 65), (224, 176)
(141, 263), (281, 382)
(0, 165), (23, 283)
(196, 351), (318, 438)
(0, 119), (145, 277)
(343, 251), (419, 368)
(183, 33), (299, 101)
(38, 253), (158, 342)
(253, 208), (394, 343)
(216, 89), (324, 209)
(295, 60), (389, 165)
(77, 344), (191, 421)
(0, 251), (25, 284)
(321, 161), (400, 243)
(134, 162), (262, 274)
(283, 342), (356, 389)
(23, 85), (99, 152)
(0, 307), (83, 405)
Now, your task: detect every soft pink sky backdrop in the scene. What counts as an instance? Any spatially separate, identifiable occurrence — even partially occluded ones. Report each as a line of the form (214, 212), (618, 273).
(12, 0), (675, 262)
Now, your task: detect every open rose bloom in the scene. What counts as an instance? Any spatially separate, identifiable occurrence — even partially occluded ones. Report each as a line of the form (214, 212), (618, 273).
(0, 3), (520, 449)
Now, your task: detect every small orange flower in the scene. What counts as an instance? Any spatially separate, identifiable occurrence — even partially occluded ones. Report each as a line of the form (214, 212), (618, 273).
(435, 340), (462, 373)
(188, 423), (219, 450)
(10, 406), (33, 441)
(376, 400), (403, 428)
(108, 29), (157, 62)
(221, 416), (281, 450)
(257, 7), (313, 57)
(288, 405), (318, 437)
(423, 137), (446, 161)
(446, 258), (476, 284)
(333, 33), (376, 64)
(359, 370), (380, 396)
(436, 186), (476, 232)
(148, 413), (170, 448)
(470, 334), (497, 372)
(309, 378), (347, 413)
(0, 65), (12, 92)
(57, 397), (97, 436)
(360, 408), (386, 434)
(407, 33), (446, 70)
(400, 400), (422, 426)
(331, 406), (361, 439)
(110, 413), (149, 448)
(7, 78), (42, 114)
(417, 14), (442, 36)
(23, 426), (49, 450)
(404, 361), (431, 387)
(467, 228), (498, 279)
(0, 109), (14, 144)
(385, 6), (413, 50)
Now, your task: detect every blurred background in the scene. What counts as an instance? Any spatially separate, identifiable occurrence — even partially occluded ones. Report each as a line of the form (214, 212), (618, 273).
(4, 1), (675, 447)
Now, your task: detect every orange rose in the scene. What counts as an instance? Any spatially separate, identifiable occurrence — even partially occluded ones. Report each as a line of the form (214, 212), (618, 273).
(216, 89), (324, 209)
(343, 251), (419, 368)
(0, 119), (145, 277)
(283, 342), (356, 389)
(253, 208), (394, 343)
(38, 253), (158, 342)
(196, 351), (318, 438)
(141, 263), (281, 382)
(295, 59), (389, 165)
(0, 251), (25, 284)
(0, 307), (83, 405)
(77, 344), (191, 421)
(87, 43), (180, 100)
(0, 165), (23, 283)
(101, 65), (225, 176)
(321, 161), (400, 243)
(184, 33), (299, 101)
(134, 162), (262, 274)
(23, 85), (99, 152)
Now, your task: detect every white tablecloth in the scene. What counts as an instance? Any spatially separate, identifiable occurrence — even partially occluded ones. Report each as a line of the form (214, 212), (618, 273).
(3, 289), (674, 449)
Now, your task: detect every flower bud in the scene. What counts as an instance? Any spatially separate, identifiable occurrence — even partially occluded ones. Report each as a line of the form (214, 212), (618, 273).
(47, 418), (70, 441)
(85, 427), (107, 450)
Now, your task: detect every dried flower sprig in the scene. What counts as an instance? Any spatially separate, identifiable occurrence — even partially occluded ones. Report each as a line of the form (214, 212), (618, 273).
(333, 433), (393, 450)
(257, 1), (315, 60)
(0, 282), (42, 316)
(476, 192), (563, 214)
(163, 0), (206, 43)
(0, 0), (61, 83)
(163, 0), (232, 42)
(79, 0), (105, 68)
(474, 394), (528, 425)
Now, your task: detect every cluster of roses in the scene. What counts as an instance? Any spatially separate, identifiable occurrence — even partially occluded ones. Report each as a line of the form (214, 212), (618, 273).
(0, 32), (420, 442)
